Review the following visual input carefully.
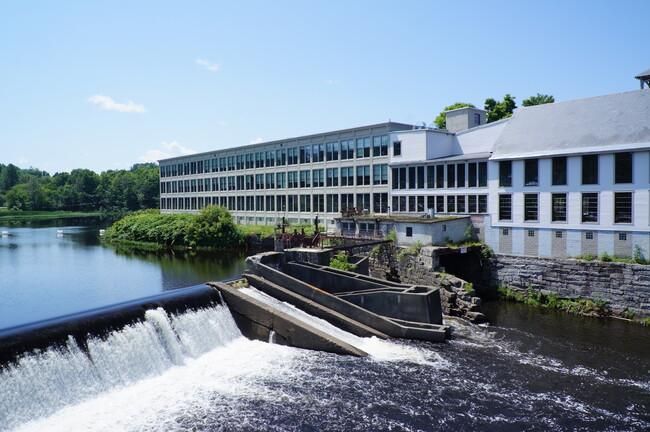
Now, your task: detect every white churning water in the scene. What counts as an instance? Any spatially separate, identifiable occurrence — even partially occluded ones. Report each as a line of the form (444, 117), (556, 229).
(0, 304), (243, 432)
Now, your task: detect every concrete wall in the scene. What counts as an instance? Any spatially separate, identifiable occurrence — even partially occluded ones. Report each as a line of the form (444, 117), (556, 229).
(395, 217), (471, 246)
(485, 254), (650, 318)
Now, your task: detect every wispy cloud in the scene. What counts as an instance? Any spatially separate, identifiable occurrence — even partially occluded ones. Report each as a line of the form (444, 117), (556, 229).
(139, 141), (197, 163)
(88, 94), (147, 113)
(196, 58), (221, 72)
(324, 78), (340, 85)
(249, 137), (263, 144)
(218, 120), (229, 126)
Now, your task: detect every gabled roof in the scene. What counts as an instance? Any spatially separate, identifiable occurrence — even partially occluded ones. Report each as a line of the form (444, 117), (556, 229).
(491, 89), (650, 160)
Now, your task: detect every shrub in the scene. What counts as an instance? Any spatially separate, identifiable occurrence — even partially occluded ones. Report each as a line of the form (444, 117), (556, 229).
(385, 228), (397, 243)
(329, 252), (357, 272)
(633, 245), (647, 264)
(463, 282), (474, 294)
(599, 251), (612, 262)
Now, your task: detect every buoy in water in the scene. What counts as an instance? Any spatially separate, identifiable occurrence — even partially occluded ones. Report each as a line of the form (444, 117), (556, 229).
(99, 229), (105, 236)
(1, 231), (8, 236)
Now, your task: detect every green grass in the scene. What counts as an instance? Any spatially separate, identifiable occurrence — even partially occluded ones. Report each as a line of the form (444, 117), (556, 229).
(496, 285), (610, 316)
(0, 210), (102, 222)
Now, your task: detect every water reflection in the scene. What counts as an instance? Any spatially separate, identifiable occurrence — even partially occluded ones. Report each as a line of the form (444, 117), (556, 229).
(0, 220), (251, 330)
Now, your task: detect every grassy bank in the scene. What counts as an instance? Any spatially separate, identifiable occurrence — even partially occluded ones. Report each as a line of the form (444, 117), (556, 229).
(0, 210), (103, 222)
(494, 285), (610, 317)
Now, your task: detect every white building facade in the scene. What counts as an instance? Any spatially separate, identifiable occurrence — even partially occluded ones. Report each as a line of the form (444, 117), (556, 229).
(159, 89), (650, 259)
(158, 123), (412, 230)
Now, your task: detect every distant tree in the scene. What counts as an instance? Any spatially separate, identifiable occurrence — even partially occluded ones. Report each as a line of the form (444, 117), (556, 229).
(434, 102), (476, 129)
(522, 93), (555, 107)
(485, 94), (517, 123)
(0, 164), (19, 193)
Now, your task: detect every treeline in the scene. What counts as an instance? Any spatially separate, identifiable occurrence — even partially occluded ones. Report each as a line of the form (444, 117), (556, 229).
(0, 163), (159, 211)
(103, 206), (244, 248)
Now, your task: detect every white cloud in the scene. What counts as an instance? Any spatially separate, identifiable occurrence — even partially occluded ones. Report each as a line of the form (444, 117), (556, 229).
(218, 120), (229, 126)
(249, 137), (263, 144)
(18, 156), (29, 165)
(139, 141), (197, 163)
(88, 94), (147, 113)
(324, 79), (340, 85)
(196, 58), (221, 72)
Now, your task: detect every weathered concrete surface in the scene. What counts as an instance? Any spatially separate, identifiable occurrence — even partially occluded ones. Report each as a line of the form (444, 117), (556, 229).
(244, 273), (389, 339)
(484, 254), (650, 318)
(285, 261), (444, 325)
(209, 282), (368, 357)
(245, 258), (450, 342)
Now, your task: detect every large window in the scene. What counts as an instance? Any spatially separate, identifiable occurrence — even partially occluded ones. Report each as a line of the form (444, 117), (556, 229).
(551, 193), (567, 222)
(356, 165), (370, 185)
(457, 163), (466, 187)
(373, 135), (389, 156)
(478, 162), (487, 187)
(436, 165), (444, 188)
(524, 159), (539, 186)
(326, 168), (338, 187)
(326, 142), (339, 161)
(288, 148), (298, 165)
(582, 155), (598, 185)
(341, 167), (354, 186)
(524, 194), (538, 221)
(581, 193), (598, 222)
(299, 146), (311, 164)
(614, 153), (633, 184)
(447, 165), (456, 188)
(312, 144), (324, 163)
(356, 138), (370, 158)
(552, 157), (567, 186)
(340, 140), (354, 160)
(614, 192), (632, 223)
(499, 161), (512, 187)
(373, 164), (388, 185)
(499, 194), (512, 221)
(393, 141), (401, 156)
(326, 194), (339, 213)
(468, 162), (477, 187)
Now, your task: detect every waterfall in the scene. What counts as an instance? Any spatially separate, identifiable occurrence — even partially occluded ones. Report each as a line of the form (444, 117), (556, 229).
(0, 304), (241, 432)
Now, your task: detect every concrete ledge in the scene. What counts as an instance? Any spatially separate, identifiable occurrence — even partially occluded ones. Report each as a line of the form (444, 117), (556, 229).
(208, 282), (368, 357)
(243, 273), (389, 340)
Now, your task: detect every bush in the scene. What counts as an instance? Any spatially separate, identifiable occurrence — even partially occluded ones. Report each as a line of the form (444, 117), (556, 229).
(329, 252), (357, 272)
(599, 251), (612, 262)
(103, 206), (245, 249)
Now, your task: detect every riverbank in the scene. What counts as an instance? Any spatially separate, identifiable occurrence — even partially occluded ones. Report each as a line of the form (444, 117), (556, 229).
(0, 210), (103, 222)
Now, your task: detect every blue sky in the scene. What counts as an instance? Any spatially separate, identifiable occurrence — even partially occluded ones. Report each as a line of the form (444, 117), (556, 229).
(1, 0), (647, 174)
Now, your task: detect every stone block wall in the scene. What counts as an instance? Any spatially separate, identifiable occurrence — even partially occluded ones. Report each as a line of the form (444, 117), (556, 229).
(485, 254), (650, 318)
(368, 244), (484, 322)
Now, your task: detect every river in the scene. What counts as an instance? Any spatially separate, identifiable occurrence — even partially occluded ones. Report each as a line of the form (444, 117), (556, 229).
(0, 221), (648, 431)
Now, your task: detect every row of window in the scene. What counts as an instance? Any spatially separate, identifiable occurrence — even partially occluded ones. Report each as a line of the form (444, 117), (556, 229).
(392, 194), (488, 214)
(499, 153), (635, 188)
(392, 162), (488, 190)
(498, 192), (634, 224)
(160, 165), (389, 192)
(160, 193), (390, 214)
(159, 136), (390, 177)
(501, 229), (631, 242)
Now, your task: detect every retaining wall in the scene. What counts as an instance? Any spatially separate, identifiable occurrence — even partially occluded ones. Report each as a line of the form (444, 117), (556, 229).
(485, 254), (650, 318)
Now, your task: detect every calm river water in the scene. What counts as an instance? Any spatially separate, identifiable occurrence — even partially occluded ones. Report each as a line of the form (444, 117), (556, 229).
(0, 221), (648, 431)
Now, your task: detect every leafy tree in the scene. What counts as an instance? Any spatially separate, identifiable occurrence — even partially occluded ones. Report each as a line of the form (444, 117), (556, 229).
(0, 164), (19, 193)
(485, 94), (517, 123)
(522, 93), (555, 107)
(186, 205), (244, 247)
(434, 102), (475, 129)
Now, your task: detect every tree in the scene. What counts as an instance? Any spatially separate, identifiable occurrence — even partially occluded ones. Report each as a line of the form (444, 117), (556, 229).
(485, 94), (517, 123)
(434, 102), (476, 129)
(0, 164), (19, 193)
(522, 93), (554, 107)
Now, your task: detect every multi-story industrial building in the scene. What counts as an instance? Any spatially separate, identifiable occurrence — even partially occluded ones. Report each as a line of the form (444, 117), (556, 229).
(158, 122), (413, 231)
(159, 74), (650, 259)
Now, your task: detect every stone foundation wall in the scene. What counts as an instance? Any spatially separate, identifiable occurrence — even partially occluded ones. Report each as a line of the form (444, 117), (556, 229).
(485, 254), (650, 318)
(368, 244), (484, 322)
